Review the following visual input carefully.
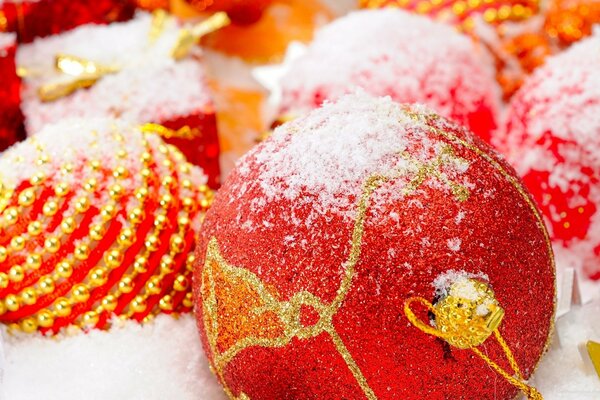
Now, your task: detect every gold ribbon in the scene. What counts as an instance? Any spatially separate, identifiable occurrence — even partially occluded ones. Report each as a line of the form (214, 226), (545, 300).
(171, 11), (230, 60)
(404, 278), (543, 400)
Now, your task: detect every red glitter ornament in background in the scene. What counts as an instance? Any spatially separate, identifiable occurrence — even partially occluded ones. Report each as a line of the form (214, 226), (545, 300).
(0, 119), (213, 333)
(0, 33), (23, 152)
(183, 0), (272, 24)
(497, 33), (600, 280)
(193, 93), (555, 399)
(0, 0), (135, 43)
(278, 10), (500, 143)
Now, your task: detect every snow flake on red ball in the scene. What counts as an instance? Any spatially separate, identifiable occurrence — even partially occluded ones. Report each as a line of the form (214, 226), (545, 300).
(498, 32), (600, 279)
(194, 93), (554, 400)
(278, 9), (500, 142)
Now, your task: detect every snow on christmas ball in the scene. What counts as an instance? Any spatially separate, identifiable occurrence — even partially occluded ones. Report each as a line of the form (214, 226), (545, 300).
(0, 119), (213, 334)
(278, 9), (500, 142)
(498, 33), (600, 279)
(193, 93), (555, 400)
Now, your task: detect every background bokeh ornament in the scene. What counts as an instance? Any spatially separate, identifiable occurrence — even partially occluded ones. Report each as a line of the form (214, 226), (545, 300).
(497, 32), (600, 280)
(0, 33), (23, 152)
(0, 119), (213, 333)
(277, 9), (500, 142)
(17, 12), (221, 187)
(183, 0), (273, 24)
(193, 93), (555, 399)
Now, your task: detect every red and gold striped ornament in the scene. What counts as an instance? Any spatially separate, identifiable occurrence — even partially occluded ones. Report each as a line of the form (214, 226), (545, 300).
(0, 119), (213, 334)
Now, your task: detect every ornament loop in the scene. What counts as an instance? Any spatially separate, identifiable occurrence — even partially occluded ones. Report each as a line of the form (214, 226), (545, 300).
(404, 278), (543, 400)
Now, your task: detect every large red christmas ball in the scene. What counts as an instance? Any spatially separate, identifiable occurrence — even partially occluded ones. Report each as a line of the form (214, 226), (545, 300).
(278, 9), (500, 142)
(184, 0), (272, 24)
(193, 93), (555, 399)
(498, 33), (600, 279)
(0, 119), (213, 333)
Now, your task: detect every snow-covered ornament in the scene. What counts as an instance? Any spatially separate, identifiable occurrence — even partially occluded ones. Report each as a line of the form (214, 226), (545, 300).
(17, 12), (221, 187)
(277, 9), (501, 142)
(497, 32), (600, 280)
(193, 93), (555, 399)
(0, 119), (213, 334)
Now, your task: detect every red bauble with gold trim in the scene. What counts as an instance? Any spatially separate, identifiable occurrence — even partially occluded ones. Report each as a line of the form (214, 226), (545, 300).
(193, 94), (555, 399)
(0, 120), (212, 333)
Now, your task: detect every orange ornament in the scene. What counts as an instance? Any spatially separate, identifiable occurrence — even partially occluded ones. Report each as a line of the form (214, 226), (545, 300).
(0, 120), (213, 334)
(544, 0), (600, 46)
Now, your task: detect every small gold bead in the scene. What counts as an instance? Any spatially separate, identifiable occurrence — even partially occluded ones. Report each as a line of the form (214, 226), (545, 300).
(145, 234), (160, 252)
(0, 301), (6, 315)
(42, 200), (58, 216)
(0, 272), (8, 289)
(72, 284), (90, 302)
(61, 217), (76, 234)
(28, 221), (43, 236)
(74, 243), (90, 260)
(5, 294), (20, 311)
(162, 176), (175, 189)
(182, 197), (196, 213)
(21, 288), (37, 305)
(118, 276), (134, 294)
(4, 207), (19, 224)
(10, 236), (25, 251)
(104, 249), (123, 268)
(145, 276), (162, 295)
(159, 194), (173, 208)
(30, 171), (46, 185)
(141, 152), (152, 163)
(142, 314), (154, 323)
(81, 311), (99, 327)
(109, 184), (124, 199)
(177, 216), (190, 230)
(198, 184), (209, 194)
(101, 294), (118, 312)
(135, 187), (149, 201)
(26, 253), (42, 269)
(56, 261), (73, 278)
(75, 196), (90, 213)
(117, 228), (135, 246)
(113, 166), (128, 179)
(39, 277), (55, 294)
(20, 317), (38, 333)
(200, 198), (210, 209)
(89, 224), (106, 241)
(133, 256), (148, 273)
(37, 309), (55, 328)
(160, 255), (174, 274)
(179, 163), (191, 174)
(173, 275), (189, 292)
(44, 236), (61, 253)
(182, 292), (193, 308)
(54, 182), (69, 197)
(141, 168), (151, 179)
(158, 144), (168, 154)
(159, 295), (173, 311)
(9, 265), (25, 282)
(154, 214), (168, 230)
(18, 188), (36, 207)
(117, 149), (127, 159)
(129, 208), (145, 224)
(54, 298), (71, 317)
(170, 235), (185, 254)
(83, 178), (97, 192)
(130, 295), (147, 313)
(37, 154), (50, 165)
(181, 179), (192, 190)
(60, 162), (73, 174)
(89, 267), (108, 286)
(89, 160), (101, 170)
(162, 159), (173, 169)
(0, 246), (7, 262)
(100, 204), (116, 221)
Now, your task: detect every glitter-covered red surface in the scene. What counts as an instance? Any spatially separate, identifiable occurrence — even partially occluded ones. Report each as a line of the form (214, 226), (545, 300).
(0, 33), (23, 152)
(498, 34), (600, 280)
(193, 94), (555, 399)
(0, 0), (135, 42)
(0, 120), (212, 334)
(184, 0), (272, 24)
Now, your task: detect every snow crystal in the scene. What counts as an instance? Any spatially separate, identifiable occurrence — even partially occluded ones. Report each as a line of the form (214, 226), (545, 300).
(432, 270), (489, 298)
(17, 12), (213, 133)
(447, 238), (462, 252)
(0, 33), (15, 52)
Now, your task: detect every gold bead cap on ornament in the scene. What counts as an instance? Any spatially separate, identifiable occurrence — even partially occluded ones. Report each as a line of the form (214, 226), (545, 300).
(405, 277), (543, 400)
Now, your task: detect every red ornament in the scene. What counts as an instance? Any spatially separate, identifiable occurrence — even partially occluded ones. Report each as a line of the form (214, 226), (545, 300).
(194, 94), (555, 399)
(497, 33), (600, 279)
(0, 0), (135, 43)
(278, 9), (500, 143)
(0, 33), (23, 152)
(0, 119), (213, 334)
(18, 13), (221, 188)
